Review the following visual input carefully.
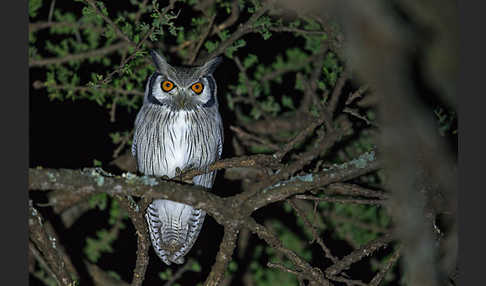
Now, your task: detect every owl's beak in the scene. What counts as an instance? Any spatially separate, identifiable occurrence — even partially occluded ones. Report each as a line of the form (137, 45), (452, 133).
(177, 97), (185, 108)
(175, 93), (189, 109)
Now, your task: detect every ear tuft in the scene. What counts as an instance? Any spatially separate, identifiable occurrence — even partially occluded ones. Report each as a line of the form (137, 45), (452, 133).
(150, 50), (169, 73)
(200, 56), (222, 75)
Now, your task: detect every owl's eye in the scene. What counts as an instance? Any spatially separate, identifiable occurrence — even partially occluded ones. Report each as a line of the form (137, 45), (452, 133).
(191, 82), (204, 95)
(161, 80), (175, 92)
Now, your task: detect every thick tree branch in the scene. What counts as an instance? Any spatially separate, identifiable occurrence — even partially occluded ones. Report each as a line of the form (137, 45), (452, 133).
(180, 154), (279, 181)
(115, 196), (151, 286)
(29, 202), (75, 286)
(204, 224), (240, 286)
(244, 150), (381, 211)
(29, 168), (231, 226)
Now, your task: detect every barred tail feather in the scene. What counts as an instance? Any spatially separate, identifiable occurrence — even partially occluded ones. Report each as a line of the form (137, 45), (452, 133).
(145, 200), (171, 265)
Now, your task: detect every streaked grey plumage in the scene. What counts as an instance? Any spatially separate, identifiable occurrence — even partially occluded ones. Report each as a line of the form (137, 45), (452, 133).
(132, 50), (223, 265)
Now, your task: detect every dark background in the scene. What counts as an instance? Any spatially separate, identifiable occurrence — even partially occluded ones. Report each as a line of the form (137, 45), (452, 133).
(28, 1), (457, 285)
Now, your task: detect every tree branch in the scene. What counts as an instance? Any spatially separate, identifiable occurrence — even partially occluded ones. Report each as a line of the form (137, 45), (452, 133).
(245, 150), (381, 211)
(245, 217), (330, 286)
(204, 224), (240, 286)
(369, 246), (401, 286)
(115, 196), (151, 286)
(29, 202), (76, 286)
(83, 0), (135, 46)
(29, 42), (129, 67)
(33, 80), (144, 97)
(325, 232), (394, 276)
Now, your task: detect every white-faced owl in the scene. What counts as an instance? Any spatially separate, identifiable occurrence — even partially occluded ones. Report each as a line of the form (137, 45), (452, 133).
(132, 50), (223, 265)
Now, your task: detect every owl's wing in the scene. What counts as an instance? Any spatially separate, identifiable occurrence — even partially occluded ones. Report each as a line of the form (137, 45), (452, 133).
(217, 137), (223, 159)
(217, 122), (224, 159)
(131, 134), (137, 158)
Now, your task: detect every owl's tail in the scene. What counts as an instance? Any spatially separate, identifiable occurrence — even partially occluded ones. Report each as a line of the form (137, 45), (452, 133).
(145, 199), (206, 265)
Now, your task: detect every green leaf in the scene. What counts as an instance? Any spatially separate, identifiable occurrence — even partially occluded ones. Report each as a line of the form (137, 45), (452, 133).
(225, 39), (246, 58)
(191, 261), (202, 272)
(281, 95), (295, 110)
(243, 54), (258, 68)
(89, 193), (108, 210)
(93, 159), (102, 167)
(159, 269), (173, 281)
(29, 0), (43, 18)
(204, 40), (218, 53)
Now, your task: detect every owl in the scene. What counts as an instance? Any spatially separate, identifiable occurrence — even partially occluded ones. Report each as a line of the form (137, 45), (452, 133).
(132, 50), (223, 265)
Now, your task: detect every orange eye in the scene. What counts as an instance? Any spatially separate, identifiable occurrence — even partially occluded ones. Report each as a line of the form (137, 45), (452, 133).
(191, 82), (204, 94)
(161, 80), (175, 92)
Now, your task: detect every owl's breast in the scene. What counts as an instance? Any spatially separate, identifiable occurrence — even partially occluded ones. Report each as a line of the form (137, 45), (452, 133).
(134, 108), (219, 178)
(164, 112), (190, 176)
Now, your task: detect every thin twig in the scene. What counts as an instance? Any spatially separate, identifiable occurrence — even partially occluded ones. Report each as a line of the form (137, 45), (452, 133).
(326, 183), (389, 200)
(101, 25), (156, 85)
(33, 80), (144, 97)
(233, 56), (270, 120)
(230, 125), (280, 151)
(273, 116), (326, 161)
(29, 42), (129, 67)
(328, 71), (348, 114)
(84, 0), (135, 46)
(343, 107), (379, 127)
(288, 199), (338, 263)
(369, 246), (401, 286)
(295, 195), (386, 206)
(327, 275), (367, 286)
(170, 0), (240, 53)
(47, 0), (56, 23)
(325, 232), (394, 276)
(163, 259), (193, 286)
(109, 95), (119, 123)
(269, 27), (327, 35)
(188, 14), (217, 65)
(29, 21), (103, 32)
(212, 0), (240, 33)
(195, 1), (273, 64)
(321, 210), (389, 234)
(134, 0), (149, 23)
(245, 217), (330, 286)
(345, 85), (369, 105)
(260, 51), (326, 83)
(267, 262), (304, 277)
(113, 130), (135, 159)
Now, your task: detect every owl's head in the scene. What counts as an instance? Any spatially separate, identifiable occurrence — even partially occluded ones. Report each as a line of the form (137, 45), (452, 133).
(143, 50), (222, 111)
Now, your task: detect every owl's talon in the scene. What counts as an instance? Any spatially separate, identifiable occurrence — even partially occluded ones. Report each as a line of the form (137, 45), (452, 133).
(161, 175), (170, 180)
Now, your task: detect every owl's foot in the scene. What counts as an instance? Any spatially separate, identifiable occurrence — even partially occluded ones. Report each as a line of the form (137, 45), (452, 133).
(175, 166), (195, 184)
